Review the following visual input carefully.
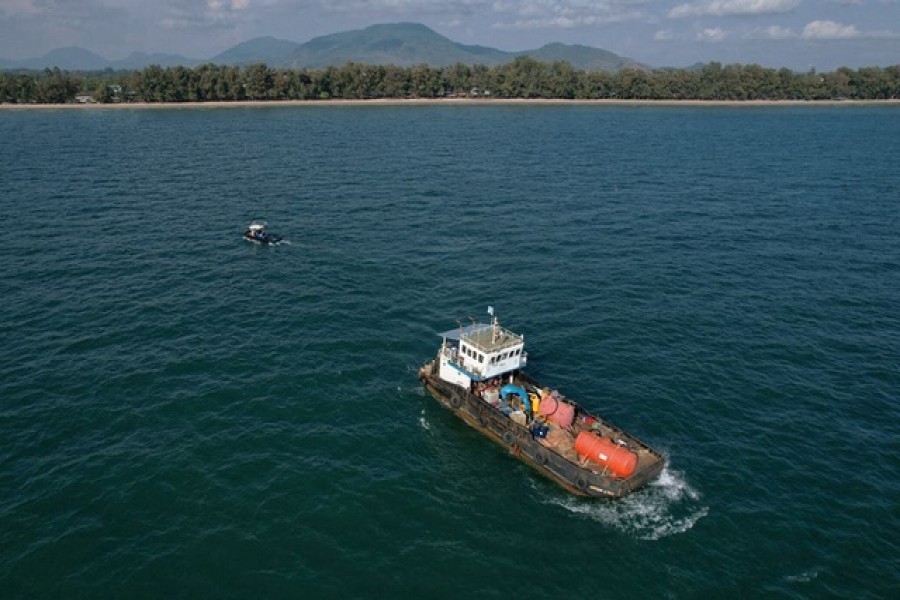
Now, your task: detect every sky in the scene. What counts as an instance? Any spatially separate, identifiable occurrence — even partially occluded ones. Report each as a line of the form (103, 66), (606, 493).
(0, 0), (898, 70)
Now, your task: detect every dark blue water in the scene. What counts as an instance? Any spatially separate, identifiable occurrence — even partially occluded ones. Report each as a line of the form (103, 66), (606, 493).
(2, 104), (898, 598)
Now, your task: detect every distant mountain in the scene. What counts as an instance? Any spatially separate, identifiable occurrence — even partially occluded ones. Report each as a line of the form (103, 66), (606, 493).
(111, 52), (200, 70)
(0, 23), (644, 72)
(279, 23), (644, 70)
(1, 47), (198, 71)
(524, 43), (643, 71)
(211, 36), (302, 66)
(17, 47), (109, 70)
(281, 22), (509, 69)
(684, 62), (709, 72)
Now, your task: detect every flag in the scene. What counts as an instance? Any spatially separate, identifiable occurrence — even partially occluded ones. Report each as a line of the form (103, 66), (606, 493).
(487, 306), (494, 316)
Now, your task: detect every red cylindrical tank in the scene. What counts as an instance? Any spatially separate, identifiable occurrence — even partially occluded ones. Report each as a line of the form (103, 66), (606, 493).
(574, 431), (638, 478)
(538, 395), (575, 428)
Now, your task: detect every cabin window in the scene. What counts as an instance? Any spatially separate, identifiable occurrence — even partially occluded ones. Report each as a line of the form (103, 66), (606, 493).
(478, 353), (484, 363)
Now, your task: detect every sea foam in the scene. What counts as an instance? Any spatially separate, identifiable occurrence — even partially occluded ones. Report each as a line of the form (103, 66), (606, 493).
(544, 465), (709, 540)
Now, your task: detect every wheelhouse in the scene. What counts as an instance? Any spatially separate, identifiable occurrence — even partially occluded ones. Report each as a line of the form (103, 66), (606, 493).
(436, 318), (527, 388)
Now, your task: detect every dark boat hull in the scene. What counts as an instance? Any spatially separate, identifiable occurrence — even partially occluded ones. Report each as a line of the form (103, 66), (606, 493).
(419, 360), (664, 498)
(243, 232), (283, 245)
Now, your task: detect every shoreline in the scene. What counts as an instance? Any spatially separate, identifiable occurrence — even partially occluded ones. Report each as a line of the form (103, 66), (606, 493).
(2, 98), (899, 110)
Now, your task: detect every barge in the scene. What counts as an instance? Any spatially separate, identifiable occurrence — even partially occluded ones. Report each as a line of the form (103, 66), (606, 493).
(418, 310), (665, 498)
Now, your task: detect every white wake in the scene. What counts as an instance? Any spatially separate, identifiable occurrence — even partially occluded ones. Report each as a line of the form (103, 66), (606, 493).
(544, 465), (709, 540)
(418, 408), (431, 431)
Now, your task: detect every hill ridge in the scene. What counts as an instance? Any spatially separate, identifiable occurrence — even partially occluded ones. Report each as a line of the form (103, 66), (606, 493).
(1, 22), (644, 72)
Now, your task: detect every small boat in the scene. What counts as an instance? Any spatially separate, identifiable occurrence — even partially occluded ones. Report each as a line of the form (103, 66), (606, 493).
(243, 221), (283, 245)
(418, 309), (665, 498)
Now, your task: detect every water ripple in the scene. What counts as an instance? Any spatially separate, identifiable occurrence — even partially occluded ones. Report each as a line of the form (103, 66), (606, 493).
(2, 105), (898, 598)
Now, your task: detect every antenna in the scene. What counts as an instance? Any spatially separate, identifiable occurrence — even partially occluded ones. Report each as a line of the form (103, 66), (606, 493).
(489, 306), (498, 343)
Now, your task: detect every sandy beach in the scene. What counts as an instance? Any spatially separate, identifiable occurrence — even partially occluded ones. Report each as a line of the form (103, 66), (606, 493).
(2, 98), (899, 110)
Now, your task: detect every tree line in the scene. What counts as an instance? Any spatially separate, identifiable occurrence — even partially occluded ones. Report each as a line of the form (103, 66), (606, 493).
(2, 58), (899, 104)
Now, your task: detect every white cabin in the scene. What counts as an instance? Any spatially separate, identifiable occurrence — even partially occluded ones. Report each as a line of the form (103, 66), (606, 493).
(437, 318), (527, 389)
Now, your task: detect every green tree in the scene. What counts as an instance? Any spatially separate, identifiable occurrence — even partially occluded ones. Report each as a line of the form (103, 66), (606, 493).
(698, 62), (723, 100)
(243, 63), (272, 100)
(547, 61), (578, 98)
(443, 63), (471, 95)
(35, 67), (79, 103)
(95, 83), (114, 103)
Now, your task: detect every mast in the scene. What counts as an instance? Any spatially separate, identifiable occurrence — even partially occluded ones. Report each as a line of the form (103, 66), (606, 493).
(489, 305), (498, 343)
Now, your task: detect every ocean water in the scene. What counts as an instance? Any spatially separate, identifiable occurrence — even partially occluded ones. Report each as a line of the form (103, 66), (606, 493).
(1, 103), (898, 598)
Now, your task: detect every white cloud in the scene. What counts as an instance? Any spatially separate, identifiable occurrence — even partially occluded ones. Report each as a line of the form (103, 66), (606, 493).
(499, 17), (593, 29)
(697, 26), (726, 41)
(800, 20), (899, 40)
(0, 0), (42, 18)
(159, 0), (255, 30)
(744, 20), (900, 40)
(801, 20), (860, 39)
(654, 29), (675, 41)
(669, 0), (800, 19)
(0, 1), (144, 25)
(207, 0), (251, 11)
(319, 0), (492, 13)
(748, 24), (796, 38)
(318, 1), (651, 29)
(490, 1), (650, 29)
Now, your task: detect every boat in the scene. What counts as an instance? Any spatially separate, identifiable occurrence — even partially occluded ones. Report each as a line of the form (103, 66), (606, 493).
(418, 309), (665, 498)
(243, 221), (283, 245)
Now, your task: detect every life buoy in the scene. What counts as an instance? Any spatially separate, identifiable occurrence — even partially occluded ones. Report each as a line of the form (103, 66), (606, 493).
(501, 431), (515, 446)
(449, 393), (462, 409)
(534, 449), (548, 466)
